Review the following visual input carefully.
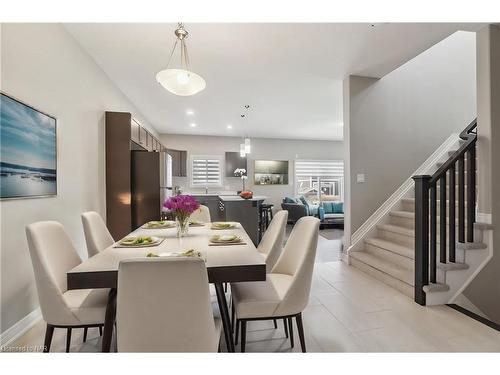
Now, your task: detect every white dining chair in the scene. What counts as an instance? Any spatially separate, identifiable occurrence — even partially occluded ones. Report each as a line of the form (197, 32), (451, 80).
(116, 257), (221, 352)
(231, 216), (320, 352)
(189, 205), (211, 223)
(81, 211), (114, 258)
(26, 221), (108, 352)
(257, 210), (288, 272)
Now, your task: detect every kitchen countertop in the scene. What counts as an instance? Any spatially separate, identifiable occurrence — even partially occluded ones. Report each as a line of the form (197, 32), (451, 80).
(218, 195), (267, 202)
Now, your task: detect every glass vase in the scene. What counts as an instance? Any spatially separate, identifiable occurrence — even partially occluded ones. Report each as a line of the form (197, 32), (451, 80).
(176, 217), (190, 238)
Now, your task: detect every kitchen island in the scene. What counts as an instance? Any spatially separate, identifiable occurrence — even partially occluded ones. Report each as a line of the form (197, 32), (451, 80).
(189, 194), (267, 245)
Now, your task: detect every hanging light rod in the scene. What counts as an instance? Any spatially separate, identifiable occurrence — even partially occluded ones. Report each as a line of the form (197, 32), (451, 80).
(156, 23), (206, 96)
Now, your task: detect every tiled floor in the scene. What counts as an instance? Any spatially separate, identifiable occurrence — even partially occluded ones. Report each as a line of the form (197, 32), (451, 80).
(9, 228), (500, 352)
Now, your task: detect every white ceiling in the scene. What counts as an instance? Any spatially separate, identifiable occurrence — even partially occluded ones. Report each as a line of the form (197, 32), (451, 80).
(65, 23), (482, 141)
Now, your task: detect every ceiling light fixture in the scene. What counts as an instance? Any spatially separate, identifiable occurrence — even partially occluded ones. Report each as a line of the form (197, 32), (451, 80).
(190, 123), (197, 127)
(186, 109), (194, 115)
(239, 105), (251, 156)
(156, 23), (206, 96)
(227, 125), (233, 129)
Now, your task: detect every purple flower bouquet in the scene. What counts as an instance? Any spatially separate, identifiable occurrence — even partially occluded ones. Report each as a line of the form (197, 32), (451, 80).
(163, 195), (200, 237)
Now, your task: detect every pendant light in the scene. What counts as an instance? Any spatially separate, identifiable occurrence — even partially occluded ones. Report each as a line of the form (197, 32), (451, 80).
(241, 105), (251, 155)
(156, 23), (206, 96)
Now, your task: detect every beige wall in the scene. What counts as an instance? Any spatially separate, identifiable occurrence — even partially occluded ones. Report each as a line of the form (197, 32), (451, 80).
(159, 134), (343, 209)
(463, 25), (500, 323)
(344, 31), (477, 238)
(0, 24), (156, 334)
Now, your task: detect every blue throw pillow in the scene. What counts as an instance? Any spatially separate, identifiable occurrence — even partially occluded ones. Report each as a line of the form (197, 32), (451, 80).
(284, 196), (298, 204)
(322, 202), (334, 214)
(332, 201), (344, 214)
(298, 196), (309, 206)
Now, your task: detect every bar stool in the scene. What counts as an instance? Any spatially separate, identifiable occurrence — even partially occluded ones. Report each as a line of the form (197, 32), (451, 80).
(259, 204), (274, 242)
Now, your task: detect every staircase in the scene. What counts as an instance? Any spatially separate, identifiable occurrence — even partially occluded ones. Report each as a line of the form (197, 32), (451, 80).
(348, 120), (494, 305)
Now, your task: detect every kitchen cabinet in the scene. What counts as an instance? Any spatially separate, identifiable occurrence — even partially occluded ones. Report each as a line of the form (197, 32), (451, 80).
(131, 119), (140, 145)
(225, 152), (247, 177)
(106, 111), (168, 239)
(167, 149), (187, 177)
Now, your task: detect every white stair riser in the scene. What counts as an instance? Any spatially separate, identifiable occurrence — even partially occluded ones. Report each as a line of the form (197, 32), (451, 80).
(377, 228), (415, 248)
(350, 258), (414, 298)
(365, 243), (414, 268)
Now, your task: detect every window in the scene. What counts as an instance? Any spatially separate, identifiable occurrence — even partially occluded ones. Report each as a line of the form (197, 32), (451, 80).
(295, 160), (344, 203)
(190, 155), (223, 187)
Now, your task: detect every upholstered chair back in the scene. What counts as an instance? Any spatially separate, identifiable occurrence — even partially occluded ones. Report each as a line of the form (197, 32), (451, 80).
(81, 211), (114, 257)
(271, 216), (319, 316)
(189, 205), (211, 223)
(117, 257), (219, 352)
(257, 210), (288, 271)
(25, 221), (82, 325)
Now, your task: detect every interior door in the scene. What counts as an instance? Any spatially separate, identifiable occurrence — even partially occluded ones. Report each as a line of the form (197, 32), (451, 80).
(131, 151), (160, 229)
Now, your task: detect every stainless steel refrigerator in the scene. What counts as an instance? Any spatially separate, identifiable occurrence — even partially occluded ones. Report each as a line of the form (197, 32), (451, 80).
(131, 151), (172, 229)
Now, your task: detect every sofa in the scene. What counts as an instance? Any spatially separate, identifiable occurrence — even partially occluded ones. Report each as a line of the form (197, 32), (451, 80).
(318, 201), (344, 226)
(281, 196), (320, 223)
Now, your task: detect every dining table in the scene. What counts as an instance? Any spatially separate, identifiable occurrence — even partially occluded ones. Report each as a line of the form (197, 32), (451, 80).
(66, 222), (266, 352)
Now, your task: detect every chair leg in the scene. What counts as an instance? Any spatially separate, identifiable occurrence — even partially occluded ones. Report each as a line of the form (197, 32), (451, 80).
(83, 327), (88, 343)
(273, 319), (277, 329)
(224, 282), (228, 292)
(231, 303), (235, 333)
(99, 326), (103, 336)
(240, 320), (247, 353)
(66, 328), (72, 353)
(288, 318), (294, 348)
(234, 319), (240, 345)
(43, 324), (54, 353)
(295, 313), (306, 353)
(283, 318), (289, 338)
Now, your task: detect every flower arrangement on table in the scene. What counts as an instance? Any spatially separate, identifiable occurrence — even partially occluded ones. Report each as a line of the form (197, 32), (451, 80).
(234, 168), (248, 191)
(163, 195), (200, 237)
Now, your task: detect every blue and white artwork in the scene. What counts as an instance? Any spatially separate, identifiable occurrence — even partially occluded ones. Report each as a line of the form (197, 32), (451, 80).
(1, 93), (57, 199)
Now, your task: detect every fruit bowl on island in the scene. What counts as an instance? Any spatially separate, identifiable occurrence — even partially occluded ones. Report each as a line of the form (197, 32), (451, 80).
(239, 190), (253, 199)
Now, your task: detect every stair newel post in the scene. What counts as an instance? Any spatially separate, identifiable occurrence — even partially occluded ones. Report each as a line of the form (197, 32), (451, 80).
(466, 144), (476, 242)
(413, 175), (431, 306)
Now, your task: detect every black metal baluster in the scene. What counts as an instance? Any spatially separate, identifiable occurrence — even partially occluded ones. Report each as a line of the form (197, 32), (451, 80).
(440, 175), (447, 264)
(430, 184), (437, 283)
(458, 155), (465, 243)
(449, 163), (456, 262)
(413, 175), (430, 306)
(467, 147), (475, 242)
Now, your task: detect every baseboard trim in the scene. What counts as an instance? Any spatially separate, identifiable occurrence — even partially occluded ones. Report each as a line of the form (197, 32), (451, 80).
(0, 308), (42, 347)
(447, 304), (500, 332)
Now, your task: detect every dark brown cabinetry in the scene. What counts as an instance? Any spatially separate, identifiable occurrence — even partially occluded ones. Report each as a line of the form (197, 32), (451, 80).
(225, 152), (247, 177)
(167, 149), (187, 177)
(105, 111), (166, 239)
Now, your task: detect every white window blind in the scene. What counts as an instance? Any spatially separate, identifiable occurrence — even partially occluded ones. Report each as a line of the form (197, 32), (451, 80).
(295, 160), (344, 199)
(295, 160), (344, 178)
(190, 155), (223, 187)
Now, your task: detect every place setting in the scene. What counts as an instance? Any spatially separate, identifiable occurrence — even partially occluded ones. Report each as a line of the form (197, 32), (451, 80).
(141, 220), (176, 229)
(113, 235), (165, 248)
(210, 221), (239, 230)
(208, 233), (246, 246)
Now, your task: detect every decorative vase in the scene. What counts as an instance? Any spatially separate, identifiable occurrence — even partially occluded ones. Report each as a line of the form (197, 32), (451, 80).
(176, 216), (189, 238)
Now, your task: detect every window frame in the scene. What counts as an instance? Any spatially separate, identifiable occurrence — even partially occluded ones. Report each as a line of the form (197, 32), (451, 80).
(189, 154), (224, 188)
(294, 159), (344, 201)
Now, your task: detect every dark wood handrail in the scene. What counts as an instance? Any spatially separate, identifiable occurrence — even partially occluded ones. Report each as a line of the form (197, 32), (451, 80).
(412, 119), (477, 305)
(429, 119), (477, 184)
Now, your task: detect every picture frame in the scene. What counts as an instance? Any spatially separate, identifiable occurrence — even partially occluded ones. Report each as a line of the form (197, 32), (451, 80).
(0, 92), (57, 200)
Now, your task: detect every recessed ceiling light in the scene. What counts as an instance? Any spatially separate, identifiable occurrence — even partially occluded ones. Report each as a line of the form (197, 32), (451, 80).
(190, 123), (197, 127)
(227, 125), (233, 129)
(186, 109), (194, 115)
